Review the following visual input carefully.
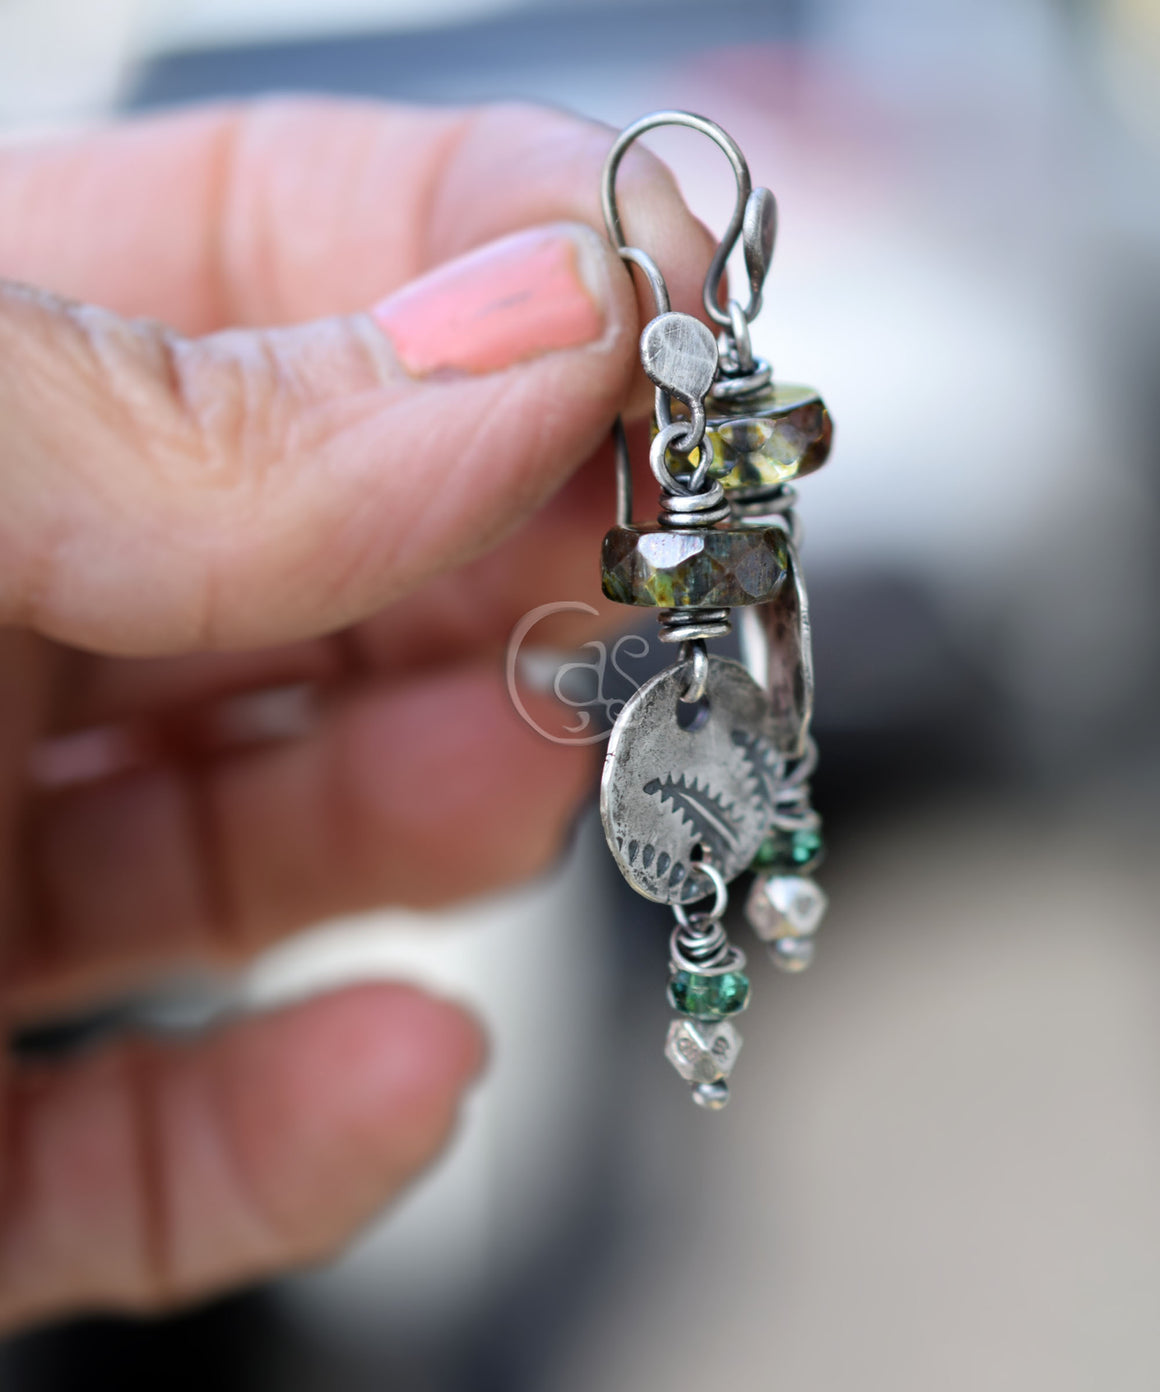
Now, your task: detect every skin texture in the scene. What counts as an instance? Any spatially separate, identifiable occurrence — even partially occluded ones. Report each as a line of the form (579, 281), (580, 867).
(0, 97), (715, 1329)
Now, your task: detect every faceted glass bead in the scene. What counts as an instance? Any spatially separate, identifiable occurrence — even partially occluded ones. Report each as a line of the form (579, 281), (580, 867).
(668, 968), (750, 1019)
(601, 524), (787, 608)
(751, 824), (825, 874)
(746, 873), (828, 942)
(656, 383), (832, 492)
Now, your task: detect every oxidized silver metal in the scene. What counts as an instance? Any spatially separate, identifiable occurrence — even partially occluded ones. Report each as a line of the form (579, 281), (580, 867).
(649, 420), (710, 495)
(665, 1018), (742, 1086)
(640, 312), (719, 416)
(657, 483), (730, 529)
(770, 741), (820, 831)
(618, 244), (670, 315)
(710, 361), (773, 400)
(600, 656), (780, 903)
(762, 541), (814, 758)
(657, 606), (732, 643)
(669, 923), (746, 976)
(677, 638), (710, 704)
(724, 298), (755, 373)
(670, 861), (728, 922)
(742, 186), (778, 312)
(618, 247), (707, 452)
(612, 416), (633, 527)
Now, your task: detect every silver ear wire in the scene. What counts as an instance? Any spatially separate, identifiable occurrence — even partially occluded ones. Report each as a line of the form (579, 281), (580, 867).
(600, 109), (775, 364)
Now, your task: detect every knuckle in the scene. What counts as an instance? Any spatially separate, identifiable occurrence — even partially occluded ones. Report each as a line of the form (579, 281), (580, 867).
(50, 297), (304, 512)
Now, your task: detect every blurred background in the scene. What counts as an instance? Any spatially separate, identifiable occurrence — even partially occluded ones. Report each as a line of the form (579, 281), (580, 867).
(1, 0), (1159, 1388)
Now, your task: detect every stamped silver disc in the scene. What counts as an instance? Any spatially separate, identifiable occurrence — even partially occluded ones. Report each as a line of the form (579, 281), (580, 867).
(600, 656), (780, 904)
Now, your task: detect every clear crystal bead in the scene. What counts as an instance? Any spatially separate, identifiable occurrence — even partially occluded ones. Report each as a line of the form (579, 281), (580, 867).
(745, 873), (827, 941)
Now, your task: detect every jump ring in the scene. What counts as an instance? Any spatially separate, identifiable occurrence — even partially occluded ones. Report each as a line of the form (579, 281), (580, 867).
(727, 299), (754, 373)
(649, 421), (702, 494)
(678, 639), (709, 704)
(672, 860), (728, 926)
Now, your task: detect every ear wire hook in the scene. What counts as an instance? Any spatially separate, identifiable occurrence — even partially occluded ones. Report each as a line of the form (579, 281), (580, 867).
(600, 109), (776, 343)
(610, 240), (711, 528)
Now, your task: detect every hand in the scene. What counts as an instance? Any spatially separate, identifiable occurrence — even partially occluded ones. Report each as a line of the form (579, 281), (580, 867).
(0, 97), (713, 1330)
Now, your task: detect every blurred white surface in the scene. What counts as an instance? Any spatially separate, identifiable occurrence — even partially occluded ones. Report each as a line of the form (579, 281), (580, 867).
(548, 800), (1160, 1392)
(0, 0), (145, 127)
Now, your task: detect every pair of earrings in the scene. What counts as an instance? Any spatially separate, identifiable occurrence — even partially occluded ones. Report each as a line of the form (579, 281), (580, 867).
(597, 112), (833, 1109)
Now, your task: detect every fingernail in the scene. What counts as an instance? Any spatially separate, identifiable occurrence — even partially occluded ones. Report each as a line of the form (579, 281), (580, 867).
(372, 226), (607, 377)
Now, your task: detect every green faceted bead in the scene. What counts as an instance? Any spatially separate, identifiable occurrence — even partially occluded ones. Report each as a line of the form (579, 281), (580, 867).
(668, 969), (751, 1019)
(751, 825), (825, 874)
(601, 524), (787, 608)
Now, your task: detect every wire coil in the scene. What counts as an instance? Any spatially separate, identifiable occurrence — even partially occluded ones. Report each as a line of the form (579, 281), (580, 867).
(658, 481), (730, 529)
(669, 862), (745, 976)
(710, 358), (773, 400)
(657, 608), (732, 643)
(769, 736), (820, 831)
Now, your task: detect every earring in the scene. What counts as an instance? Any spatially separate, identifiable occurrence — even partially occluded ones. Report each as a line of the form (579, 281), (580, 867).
(598, 112), (833, 1109)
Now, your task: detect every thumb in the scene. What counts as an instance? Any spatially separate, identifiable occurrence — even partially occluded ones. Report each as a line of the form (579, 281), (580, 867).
(0, 223), (635, 656)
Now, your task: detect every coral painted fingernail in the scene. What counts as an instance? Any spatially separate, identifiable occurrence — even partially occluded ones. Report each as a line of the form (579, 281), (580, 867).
(372, 226), (607, 376)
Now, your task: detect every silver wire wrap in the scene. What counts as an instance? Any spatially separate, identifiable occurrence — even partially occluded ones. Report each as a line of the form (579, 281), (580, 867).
(658, 608), (732, 643)
(669, 863), (746, 976)
(729, 486), (805, 549)
(769, 735), (820, 832)
(658, 482), (730, 529)
(710, 359), (773, 399)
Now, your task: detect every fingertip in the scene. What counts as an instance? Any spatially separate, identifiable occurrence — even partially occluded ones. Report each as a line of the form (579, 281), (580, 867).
(0, 983), (490, 1329)
(331, 981), (489, 1103)
(216, 983), (488, 1258)
(250, 982), (487, 1138)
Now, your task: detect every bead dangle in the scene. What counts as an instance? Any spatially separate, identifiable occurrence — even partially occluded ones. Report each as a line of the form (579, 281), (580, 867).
(597, 112), (834, 1109)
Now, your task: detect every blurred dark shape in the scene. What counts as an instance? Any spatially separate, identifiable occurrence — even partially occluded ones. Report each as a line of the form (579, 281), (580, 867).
(129, 2), (802, 109)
